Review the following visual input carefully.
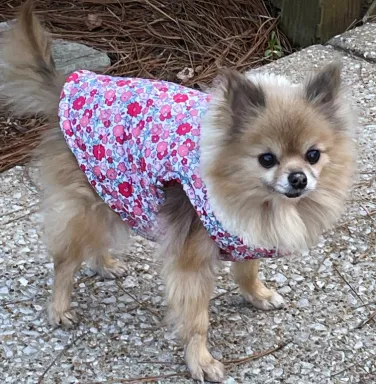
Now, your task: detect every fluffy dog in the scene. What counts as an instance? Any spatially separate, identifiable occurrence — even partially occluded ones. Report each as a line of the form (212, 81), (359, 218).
(1, 2), (356, 382)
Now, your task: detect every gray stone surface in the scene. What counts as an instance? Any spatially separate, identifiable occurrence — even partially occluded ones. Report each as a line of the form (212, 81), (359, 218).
(1, 30), (376, 384)
(328, 23), (376, 62)
(0, 21), (111, 75)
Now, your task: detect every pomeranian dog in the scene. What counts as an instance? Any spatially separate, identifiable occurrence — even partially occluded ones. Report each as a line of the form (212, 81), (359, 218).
(1, 2), (356, 382)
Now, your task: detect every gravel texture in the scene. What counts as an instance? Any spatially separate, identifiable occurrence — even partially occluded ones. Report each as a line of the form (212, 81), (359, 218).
(1, 26), (376, 384)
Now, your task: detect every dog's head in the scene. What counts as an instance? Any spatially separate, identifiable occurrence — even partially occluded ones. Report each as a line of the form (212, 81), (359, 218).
(200, 62), (356, 251)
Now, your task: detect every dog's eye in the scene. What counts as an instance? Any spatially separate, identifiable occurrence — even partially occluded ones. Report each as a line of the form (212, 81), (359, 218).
(258, 153), (277, 168)
(306, 149), (320, 165)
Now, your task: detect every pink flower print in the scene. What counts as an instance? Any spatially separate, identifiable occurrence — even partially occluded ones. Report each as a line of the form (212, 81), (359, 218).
(136, 88), (144, 94)
(121, 91), (132, 102)
(114, 113), (122, 123)
(71, 88), (78, 97)
(178, 144), (189, 157)
(132, 127), (141, 138)
(157, 141), (167, 153)
(119, 182), (133, 198)
(189, 99), (196, 106)
(160, 105), (172, 121)
(113, 125), (124, 137)
(80, 115), (89, 127)
(162, 130), (170, 139)
(107, 156), (113, 163)
(181, 158), (188, 166)
(194, 177), (203, 189)
(183, 139), (195, 151)
(116, 79), (131, 87)
(177, 123), (192, 135)
(84, 109), (93, 118)
(133, 206), (142, 216)
(112, 191), (119, 199)
(99, 109), (111, 121)
(117, 162), (126, 173)
(86, 96), (94, 105)
(146, 99), (153, 107)
(127, 102), (142, 117)
(72, 96), (86, 110)
(173, 93), (188, 103)
(157, 141), (168, 160)
(145, 148), (151, 158)
(66, 72), (79, 83)
(90, 89), (98, 97)
(117, 146), (125, 156)
(191, 128), (200, 136)
(106, 168), (117, 180)
(190, 109), (198, 117)
(151, 124), (162, 135)
(105, 90), (116, 106)
(62, 120), (71, 131)
(131, 164), (137, 173)
(93, 166), (102, 177)
(93, 144), (106, 161)
(152, 135), (159, 143)
(137, 120), (145, 130)
(146, 116), (153, 123)
(140, 157), (146, 172)
(104, 120), (110, 128)
(106, 149), (112, 157)
(159, 92), (167, 100)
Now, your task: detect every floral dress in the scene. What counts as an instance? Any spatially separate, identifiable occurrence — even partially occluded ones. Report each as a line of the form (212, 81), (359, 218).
(58, 70), (284, 261)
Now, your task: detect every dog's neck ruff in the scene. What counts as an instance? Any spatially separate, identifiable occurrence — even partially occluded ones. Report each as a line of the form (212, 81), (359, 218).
(58, 70), (287, 261)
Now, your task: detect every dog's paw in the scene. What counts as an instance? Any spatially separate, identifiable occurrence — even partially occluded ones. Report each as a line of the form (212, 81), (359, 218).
(188, 357), (225, 383)
(95, 256), (127, 279)
(242, 285), (285, 311)
(185, 341), (225, 383)
(48, 305), (78, 328)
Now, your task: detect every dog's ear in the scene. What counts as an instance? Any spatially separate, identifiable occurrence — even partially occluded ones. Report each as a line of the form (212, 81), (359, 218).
(217, 69), (266, 134)
(304, 61), (342, 108)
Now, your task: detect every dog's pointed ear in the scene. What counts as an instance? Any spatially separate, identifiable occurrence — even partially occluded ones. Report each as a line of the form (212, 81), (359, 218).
(215, 69), (266, 134)
(304, 61), (342, 107)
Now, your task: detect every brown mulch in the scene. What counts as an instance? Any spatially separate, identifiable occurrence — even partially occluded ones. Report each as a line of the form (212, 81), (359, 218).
(0, 0), (291, 173)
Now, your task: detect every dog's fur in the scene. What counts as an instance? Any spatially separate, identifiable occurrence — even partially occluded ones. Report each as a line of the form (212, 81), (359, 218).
(1, 2), (356, 382)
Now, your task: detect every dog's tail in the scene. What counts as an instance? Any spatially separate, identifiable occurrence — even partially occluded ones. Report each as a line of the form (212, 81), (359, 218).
(0, 0), (63, 117)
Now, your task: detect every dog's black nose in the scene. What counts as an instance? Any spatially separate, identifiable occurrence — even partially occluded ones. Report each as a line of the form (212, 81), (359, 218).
(288, 172), (307, 189)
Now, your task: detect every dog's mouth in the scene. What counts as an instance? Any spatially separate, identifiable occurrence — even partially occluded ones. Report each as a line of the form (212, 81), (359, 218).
(284, 191), (303, 199)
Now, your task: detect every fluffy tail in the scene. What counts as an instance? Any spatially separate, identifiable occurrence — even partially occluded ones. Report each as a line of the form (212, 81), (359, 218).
(0, 0), (63, 117)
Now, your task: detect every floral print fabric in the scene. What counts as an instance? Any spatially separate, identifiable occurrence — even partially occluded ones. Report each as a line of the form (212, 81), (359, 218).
(59, 70), (283, 261)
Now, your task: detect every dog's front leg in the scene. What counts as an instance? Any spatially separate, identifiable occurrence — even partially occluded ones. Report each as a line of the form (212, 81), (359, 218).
(162, 229), (225, 382)
(232, 259), (285, 310)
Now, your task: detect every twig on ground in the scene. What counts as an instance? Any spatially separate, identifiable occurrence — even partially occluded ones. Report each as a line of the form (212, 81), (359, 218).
(37, 332), (87, 384)
(1, 208), (39, 226)
(224, 340), (291, 367)
(356, 309), (376, 329)
(108, 340), (290, 383)
(116, 280), (162, 322)
(333, 265), (376, 327)
(211, 286), (238, 301)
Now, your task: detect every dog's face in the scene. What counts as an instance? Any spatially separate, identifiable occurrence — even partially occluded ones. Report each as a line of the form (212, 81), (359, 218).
(200, 62), (356, 251)
(238, 94), (337, 202)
